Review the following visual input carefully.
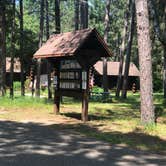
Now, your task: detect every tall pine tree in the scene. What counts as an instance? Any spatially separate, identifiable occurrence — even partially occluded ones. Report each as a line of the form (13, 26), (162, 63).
(36, 0), (44, 97)
(19, 0), (25, 96)
(135, 0), (155, 124)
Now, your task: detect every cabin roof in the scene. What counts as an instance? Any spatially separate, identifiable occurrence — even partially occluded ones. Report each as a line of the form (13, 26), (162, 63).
(33, 28), (112, 59)
(94, 61), (140, 77)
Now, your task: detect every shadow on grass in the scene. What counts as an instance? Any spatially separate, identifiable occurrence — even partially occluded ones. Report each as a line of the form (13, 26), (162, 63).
(51, 122), (166, 155)
(62, 107), (140, 121)
(0, 120), (166, 166)
(61, 112), (114, 121)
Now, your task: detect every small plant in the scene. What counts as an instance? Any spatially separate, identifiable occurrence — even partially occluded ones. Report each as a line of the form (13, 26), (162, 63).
(144, 123), (156, 133)
(91, 86), (103, 93)
(14, 81), (21, 91)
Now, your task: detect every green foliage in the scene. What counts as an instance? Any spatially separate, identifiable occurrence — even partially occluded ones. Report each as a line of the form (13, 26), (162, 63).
(2, 0), (165, 96)
(155, 106), (164, 121)
(153, 77), (163, 92)
(90, 86), (112, 102)
(144, 123), (156, 133)
(91, 86), (103, 93)
(14, 81), (21, 91)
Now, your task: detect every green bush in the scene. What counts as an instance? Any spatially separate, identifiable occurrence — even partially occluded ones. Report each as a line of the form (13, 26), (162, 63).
(91, 86), (103, 93)
(14, 81), (21, 91)
(90, 86), (112, 102)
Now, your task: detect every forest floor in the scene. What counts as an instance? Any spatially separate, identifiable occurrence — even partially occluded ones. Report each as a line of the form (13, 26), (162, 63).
(0, 92), (166, 155)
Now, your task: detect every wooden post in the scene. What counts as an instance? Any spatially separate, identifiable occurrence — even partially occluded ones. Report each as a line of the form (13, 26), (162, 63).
(103, 57), (108, 92)
(82, 89), (89, 122)
(82, 70), (89, 122)
(54, 92), (60, 114)
(53, 63), (60, 114)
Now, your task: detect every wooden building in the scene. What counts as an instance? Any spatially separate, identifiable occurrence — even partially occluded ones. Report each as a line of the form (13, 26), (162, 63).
(34, 28), (112, 121)
(94, 61), (140, 90)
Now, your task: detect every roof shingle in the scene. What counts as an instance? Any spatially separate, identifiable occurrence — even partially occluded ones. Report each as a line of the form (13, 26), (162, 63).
(34, 28), (112, 59)
(94, 61), (139, 76)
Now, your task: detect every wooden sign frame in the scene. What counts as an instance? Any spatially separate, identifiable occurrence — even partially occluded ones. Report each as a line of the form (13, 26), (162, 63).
(53, 57), (89, 122)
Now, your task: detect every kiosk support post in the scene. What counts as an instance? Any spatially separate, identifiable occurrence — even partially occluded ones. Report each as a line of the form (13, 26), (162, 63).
(82, 89), (89, 122)
(53, 64), (60, 114)
(81, 70), (89, 122)
(54, 92), (60, 114)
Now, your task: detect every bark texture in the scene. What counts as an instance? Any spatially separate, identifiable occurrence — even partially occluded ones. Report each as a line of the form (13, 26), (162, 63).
(80, 0), (88, 29)
(74, 0), (79, 30)
(20, 0), (25, 96)
(149, 0), (166, 98)
(55, 0), (60, 33)
(45, 0), (52, 99)
(135, 0), (155, 124)
(36, 0), (44, 97)
(121, 0), (135, 98)
(103, 0), (111, 93)
(0, 6), (3, 95)
(10, 0), (16, 98)
(164, 44), (166, 98)
(104, 0), (111, 43)
(116, 0), (130, 97)
(0, 2), (6, 96)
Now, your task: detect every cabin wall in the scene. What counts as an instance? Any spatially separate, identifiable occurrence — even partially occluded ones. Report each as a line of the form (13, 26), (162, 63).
(94, 74), (139, 90)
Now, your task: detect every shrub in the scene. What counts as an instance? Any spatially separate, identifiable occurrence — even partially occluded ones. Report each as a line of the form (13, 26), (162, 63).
(14, 81), (21, 91)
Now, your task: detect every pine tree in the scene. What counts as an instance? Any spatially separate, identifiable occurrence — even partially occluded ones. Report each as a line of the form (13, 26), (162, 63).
(19, 0), (25, 96)
(121, 0), (135, 98)
(55, 0), (60, 33)
(135, 0), (155, 124)
(36, 0), (44, 97)
(80, 0), (88, 29)
(10, 0), (16, 98)
(149, 0), (166, 98)
(74, 0), (80, 30)
(103, 0), (111, 93)
(45, 0), (52, 99)
(0, 1), (6, 96)
(116, 0), (130, 97)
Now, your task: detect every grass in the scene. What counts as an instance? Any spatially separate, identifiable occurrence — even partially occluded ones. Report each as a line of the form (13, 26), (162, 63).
(0, 92), (166, 154)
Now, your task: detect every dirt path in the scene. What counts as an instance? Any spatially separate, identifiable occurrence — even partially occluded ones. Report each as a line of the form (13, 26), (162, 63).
(0, 120), (166, 166)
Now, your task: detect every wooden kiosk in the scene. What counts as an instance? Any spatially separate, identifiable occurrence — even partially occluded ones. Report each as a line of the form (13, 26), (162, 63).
(34, 28), (112, 122)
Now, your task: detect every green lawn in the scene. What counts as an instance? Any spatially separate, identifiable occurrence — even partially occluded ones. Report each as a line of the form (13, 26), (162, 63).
(0, 92), (166, 154)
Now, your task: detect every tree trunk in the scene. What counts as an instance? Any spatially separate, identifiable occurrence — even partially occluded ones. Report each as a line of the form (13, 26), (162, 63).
(20, 0), (25, 96)
(10, 0), (16, 99)
(163, 3), (166, 98)
(55, 0), (60, 33)
(115, 33), (120, 61)
(36, 0), (44, 97)
(45, 0), (52, 99)
(2, 3), (6, 96)
(121, 0), (135, 98)
(74, 0), (79, 30)
(0, 6), (3, 96)
(0, 2), (6, 96)
(80, 0), (88, 29)
(149, 0), (166, 98)
(104, 0), (111, 43)
(103, 58), (108, 93)
(164, 45), (166, 98)
(149, 0), (165, 45)
(135, 0), (155, 124)
(103, 0), (111, 93)
(116, 0), (130, 97)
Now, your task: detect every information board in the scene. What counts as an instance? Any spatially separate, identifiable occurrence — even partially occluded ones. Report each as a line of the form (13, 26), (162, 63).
(59, 59), (87, 91)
